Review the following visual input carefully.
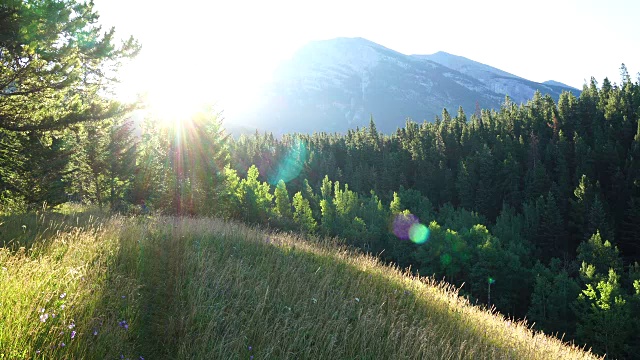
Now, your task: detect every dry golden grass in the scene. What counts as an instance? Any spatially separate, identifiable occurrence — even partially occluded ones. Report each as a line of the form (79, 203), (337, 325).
(0, 213), (601, 359)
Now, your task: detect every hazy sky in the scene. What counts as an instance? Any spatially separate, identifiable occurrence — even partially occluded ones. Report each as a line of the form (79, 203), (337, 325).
(94, 0), (639, 116)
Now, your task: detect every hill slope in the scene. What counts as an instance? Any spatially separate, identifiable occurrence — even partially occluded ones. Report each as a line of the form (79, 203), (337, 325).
(235, 37), (579, 134)
(1, 212), (599, 359)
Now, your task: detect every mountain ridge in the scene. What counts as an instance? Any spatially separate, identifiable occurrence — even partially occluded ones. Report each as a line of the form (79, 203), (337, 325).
(235, 37), (580, 134)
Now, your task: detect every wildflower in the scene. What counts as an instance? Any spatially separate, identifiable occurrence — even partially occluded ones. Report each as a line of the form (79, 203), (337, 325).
(51, 313), (56, 318)
(71, 331), (76, 339)
(119, 320), (129, 330)
(60, 342), (65, 347)
(60, 293), (66, 299)
(122, 295), (126, 299)
(311, 298), (317, 304)
(93, 329), (98, 336)
(60, 304), (65, 310)
(248, 346), (252, 351)
(39, 313), (49, 322)
(68, 323), (75, 329)
(355, 297), (360, 302)
(250, 356), (254, 360)
(36, 350), (40, 354)
(40, 308), (45, 313)
(140, 357), (145, 360)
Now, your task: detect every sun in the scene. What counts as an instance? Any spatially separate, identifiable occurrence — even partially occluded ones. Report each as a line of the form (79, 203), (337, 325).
(112, 41), (272, 129)
(141, 89), (205, 128)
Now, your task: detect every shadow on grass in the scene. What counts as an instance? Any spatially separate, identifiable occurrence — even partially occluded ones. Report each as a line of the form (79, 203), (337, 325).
(0, 210), (106, 253)
(117, 217), (543, 359)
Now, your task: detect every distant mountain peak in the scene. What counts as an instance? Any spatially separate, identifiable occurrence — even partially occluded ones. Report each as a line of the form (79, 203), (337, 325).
(234, 37), (580, 135)
(543, 80), (577, 89)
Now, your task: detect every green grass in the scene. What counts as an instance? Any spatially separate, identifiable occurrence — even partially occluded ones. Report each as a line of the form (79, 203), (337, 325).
(0, 212), (601, 359)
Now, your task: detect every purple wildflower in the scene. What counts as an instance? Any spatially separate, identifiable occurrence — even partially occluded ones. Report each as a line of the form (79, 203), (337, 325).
(248, 346), (252, 351)
(68, 322), (75, 329)
(60, 342), (65, 347)
(39, 313), (49, 322)
(93, 329), (98, 336)
(122, 295), (126, 299)
(71, 331), (76, 339)
(250, 356), (254, 360)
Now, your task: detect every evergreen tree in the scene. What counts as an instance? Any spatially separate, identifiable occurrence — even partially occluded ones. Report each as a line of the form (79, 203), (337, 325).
(528, 260), (580, 337)
(240, 165), (273, 223)
(274, 180), (293, 219)
(576, 231), (623, 280)
(0, 0), (139, 132)
(293, 192), (316, 234)
(575, 269), (632, 358)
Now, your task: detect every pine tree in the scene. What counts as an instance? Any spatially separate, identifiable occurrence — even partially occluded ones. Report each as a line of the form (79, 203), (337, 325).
(106, 119), (138, 211)
(575, 269), (632, 358)
(528, 260), (580, 337)
(274, 180), (293, 219)
(0, 0), (139, 132)
(389, 191), (403, 214)
(577, 231), (623, 280)
(293, 192), (316, 233)
(538, 191), (568, 261)
(240, 165), (273, 224)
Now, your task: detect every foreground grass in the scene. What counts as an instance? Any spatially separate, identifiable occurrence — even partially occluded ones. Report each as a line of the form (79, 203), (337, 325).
(0, 213), (600, 359)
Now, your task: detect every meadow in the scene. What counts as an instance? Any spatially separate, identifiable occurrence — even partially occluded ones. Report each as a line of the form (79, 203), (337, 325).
(0, 209), (600, 359)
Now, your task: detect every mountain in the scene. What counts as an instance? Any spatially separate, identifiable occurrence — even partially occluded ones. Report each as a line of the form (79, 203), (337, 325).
(414, 51), (579, 106)
(234, 38), (579, 134)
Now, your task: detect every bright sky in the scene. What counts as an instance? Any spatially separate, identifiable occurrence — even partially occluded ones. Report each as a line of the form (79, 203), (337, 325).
(94, 0), (639, 119)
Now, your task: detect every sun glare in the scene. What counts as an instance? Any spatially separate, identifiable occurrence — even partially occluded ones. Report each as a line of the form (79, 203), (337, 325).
(142, 90), (205, 127)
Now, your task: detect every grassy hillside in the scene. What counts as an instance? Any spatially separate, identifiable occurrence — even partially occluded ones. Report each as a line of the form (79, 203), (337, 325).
(0, 211), (601, 359)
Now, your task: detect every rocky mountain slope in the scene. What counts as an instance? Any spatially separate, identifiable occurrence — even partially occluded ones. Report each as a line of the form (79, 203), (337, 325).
(235, 37), (579, 134)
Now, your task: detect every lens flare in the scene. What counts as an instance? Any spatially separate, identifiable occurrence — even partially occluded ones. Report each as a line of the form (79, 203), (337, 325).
(392, 213), (419, 240)
(269, 139), (308, 185)
(409, 223), (430, 244)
